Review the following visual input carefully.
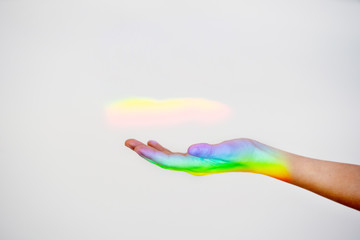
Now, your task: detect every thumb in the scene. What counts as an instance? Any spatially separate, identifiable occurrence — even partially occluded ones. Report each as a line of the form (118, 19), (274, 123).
(187, 143), (215, 158)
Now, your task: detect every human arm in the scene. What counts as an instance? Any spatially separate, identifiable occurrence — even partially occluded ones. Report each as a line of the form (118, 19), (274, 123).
(283, 150), (360, 211)
(124, 138), (360, 211)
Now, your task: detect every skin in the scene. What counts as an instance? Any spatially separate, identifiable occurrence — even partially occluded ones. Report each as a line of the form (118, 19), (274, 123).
(124, 138), (360, 211)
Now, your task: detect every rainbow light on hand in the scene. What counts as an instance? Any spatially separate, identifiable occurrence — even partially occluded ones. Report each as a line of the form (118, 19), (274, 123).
(135, 139), (291, 182)
(106, 97), (232, 128)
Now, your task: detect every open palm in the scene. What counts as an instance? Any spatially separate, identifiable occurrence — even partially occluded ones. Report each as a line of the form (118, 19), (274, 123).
(124, 138), (277, 176)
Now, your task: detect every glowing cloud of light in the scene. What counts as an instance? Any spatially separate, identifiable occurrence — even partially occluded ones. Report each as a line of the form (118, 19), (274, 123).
(105, 97), (233, 127)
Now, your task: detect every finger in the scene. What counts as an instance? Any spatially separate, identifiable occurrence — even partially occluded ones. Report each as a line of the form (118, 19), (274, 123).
(134, 144), (170, 166)
(147, 140), (173, 154)
(134, 144), (199, 170)
(125, 138), (145, 150)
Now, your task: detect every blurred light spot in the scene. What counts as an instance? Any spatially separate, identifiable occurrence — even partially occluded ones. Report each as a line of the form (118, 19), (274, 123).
(105, 97), (233, 128)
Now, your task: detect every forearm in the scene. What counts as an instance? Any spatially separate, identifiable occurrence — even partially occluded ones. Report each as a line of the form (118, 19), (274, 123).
(277, 150), (360, 211)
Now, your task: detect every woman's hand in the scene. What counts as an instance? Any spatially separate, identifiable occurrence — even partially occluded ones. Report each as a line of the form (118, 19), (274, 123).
(125, 138), (360, 210)
(125, 138), (290, 180)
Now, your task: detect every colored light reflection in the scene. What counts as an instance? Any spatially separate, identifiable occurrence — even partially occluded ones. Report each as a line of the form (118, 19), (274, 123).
(137, 139), (290, 182)
(106, 97), (233, 127)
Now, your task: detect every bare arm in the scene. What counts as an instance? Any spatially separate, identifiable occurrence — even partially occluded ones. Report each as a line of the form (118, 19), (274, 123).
(283, 150), (360, 211)
(125, 138), (360, 211)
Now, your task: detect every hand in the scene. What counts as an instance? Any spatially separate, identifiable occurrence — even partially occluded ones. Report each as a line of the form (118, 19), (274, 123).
(125, 138), (360, 210)
(125, 138), (290, 180)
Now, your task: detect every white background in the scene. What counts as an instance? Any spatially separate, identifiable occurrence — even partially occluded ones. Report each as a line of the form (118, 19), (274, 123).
(1, 0), (360, 239)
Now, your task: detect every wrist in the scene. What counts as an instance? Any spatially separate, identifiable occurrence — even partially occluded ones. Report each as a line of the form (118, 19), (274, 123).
(250, 146), (291, 182)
